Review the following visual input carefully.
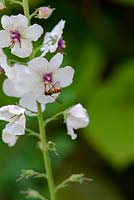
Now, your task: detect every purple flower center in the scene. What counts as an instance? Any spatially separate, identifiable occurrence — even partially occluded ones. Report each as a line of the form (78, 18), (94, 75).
(11, 31), (21, 47)
(43, 73), (53, 83)
(57, 38), (66, 51)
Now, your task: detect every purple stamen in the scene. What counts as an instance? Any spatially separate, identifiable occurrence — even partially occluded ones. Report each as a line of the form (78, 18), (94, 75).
(43, 73), (53, 83)
(57, 38), (66, 51)
(11, 31), (21, 47)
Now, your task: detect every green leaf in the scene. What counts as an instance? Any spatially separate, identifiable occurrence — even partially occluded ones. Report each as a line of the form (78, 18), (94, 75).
(84, 59), (134, 168)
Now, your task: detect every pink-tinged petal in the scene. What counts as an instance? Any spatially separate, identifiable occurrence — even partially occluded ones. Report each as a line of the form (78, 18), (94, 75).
(11, 39), (32, 58)
(23, 24), (43, 41)
(48, 53), (63, 72)
(3, 79), (21, 97)
(2, 129), (18, 147)
(54, 66), (74, 88)
(28, 57), (48, 76)
(1, 15), (12, 30)
(0, 30), (11, 48)
(11, 14), (28, 31)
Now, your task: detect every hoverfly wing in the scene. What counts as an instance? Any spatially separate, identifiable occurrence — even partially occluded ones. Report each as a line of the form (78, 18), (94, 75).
(53, 81), (60, 88)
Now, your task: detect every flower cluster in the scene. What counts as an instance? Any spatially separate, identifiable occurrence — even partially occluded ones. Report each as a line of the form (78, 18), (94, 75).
(0, 4), (89, 146)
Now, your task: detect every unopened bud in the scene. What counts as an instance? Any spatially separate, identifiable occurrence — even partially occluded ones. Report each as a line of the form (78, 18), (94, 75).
(21, 188), (40, 199)
(38, 6), (55, 19)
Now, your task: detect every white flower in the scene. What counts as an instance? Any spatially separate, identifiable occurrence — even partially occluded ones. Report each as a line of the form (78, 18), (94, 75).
(19, 53), (74, 112)
(41, 20), (65, 56)
(64, 104), (89, 140)
(0, 105), (26, 146)
(38, 6), (55, 19)
(0, 14), (43, 58)
(0, 53), (74, 113)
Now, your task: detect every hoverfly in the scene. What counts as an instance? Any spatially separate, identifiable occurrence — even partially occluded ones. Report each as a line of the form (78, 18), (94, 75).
(44, 82), (62, 104)
(44, 81), (62, 96)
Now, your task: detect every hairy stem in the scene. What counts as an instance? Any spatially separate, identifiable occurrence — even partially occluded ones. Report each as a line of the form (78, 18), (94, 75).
(37, 102), (56, 200)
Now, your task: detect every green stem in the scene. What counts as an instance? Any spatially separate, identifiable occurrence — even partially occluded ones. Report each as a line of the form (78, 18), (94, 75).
(22, 0), (34, 60)
(22, 0), (30, 25)
(37, 102), (56, 200)
(26, 128), (40, 138)
(44, 111), (64, 126)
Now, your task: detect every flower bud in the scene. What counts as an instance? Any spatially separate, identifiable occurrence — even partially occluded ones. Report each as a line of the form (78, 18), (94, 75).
(38, 6), (55, 19)
(22, 189), (41, 199)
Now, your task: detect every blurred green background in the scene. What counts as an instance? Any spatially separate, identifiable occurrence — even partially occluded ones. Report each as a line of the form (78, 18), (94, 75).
(0, 0), (134, 199)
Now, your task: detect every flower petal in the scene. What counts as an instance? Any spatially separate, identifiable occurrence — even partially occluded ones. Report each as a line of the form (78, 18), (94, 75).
(67, 115), (89, 130)
(48, 53), (63, 72)
(69, 103), (89, 118)
(23, 24), (43, 41)
(0, 30), (11, 48)
(0, 57), (13, 78)
(28, 56), (48, 76)
(11, 14), (28, 31)
(38, 94), (56, 104)
(19, 94), (45, 113)
(8, 105), (25, 116)
(66, 119), (77, 140)
(54, 66), (74, 88)
(11, 39), (32, 58)
(0, 106), (13, 121)
(5, 121), (25, 136)
(1, 15), (12, 30)
(2, 129), (18, 147)
(0, 105), (25, 123)
(3, 79), (21, 97)
(13, 64), (36, 95)
(41, 32), (53, 56)
(51, 19), (65, 37)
